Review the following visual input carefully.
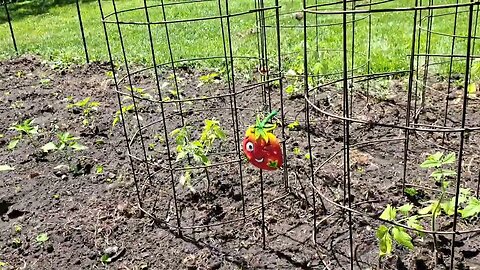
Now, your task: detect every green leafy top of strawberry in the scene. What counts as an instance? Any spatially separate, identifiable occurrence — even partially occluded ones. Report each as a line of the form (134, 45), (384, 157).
(251, 110), (278, 142)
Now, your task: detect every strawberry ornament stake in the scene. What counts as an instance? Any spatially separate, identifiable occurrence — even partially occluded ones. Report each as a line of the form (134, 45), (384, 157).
(242, 110), (283, 170)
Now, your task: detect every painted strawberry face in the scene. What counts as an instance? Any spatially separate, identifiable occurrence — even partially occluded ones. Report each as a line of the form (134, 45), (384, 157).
(242, 128), (283, 170)
(242, 111), (283, 170)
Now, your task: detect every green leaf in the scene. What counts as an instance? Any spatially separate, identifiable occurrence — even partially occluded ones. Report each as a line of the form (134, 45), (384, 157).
(430, 169), (456, 180)
(379, 204), (396, 221)
(0, 165), (15, 172)
(96, 165), (104, 174)
(468, 82), (476, 95)
(442, 152), (456, 165)
(376, 225), (392, 256)
(70, 142), (87, 151)
(407, 216), (424, 236)
(41, 142), (58, 152)
(459, 197), (480, 218)
(441, 197), (456, 216)
(404, 187), (418, 197)
(420, 152), (443, 168)
(36, 233), (49, 243)
(397, 203), (413, 215)
(418, 201), (436, 215)
(7, 139), (19, 150)
(392, 227), (414, 250)
(101, 254), (111, 264)
(176, 150), (188, 161)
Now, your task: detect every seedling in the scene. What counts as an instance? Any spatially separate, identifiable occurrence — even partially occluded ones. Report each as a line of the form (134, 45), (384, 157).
(171, 119), (226, 192)
(198, 71), (221, 86)
(376, 152), (480, 261)
(36, 233), (49, 244)
(125, 86), (152, 100)
(39, 78), (51, 86)
(376, 204), (418, 258)
(404, 187), (418, 197)
(7, 119), (39, 150)
(13, 225), (22, 234)
(418, 152), (456, 252)
(96, 165), (104, 174)
(101, 254), (112, 264)
(293, 147), (301, 155)
(42, 132), (87, 153)
(112, 104), (135, 127)
(67, 97), (100, 126)
(287, 120), (300, 131)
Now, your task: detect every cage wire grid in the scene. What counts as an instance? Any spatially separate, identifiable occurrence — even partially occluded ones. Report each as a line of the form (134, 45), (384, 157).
(98, 0), (480, 269)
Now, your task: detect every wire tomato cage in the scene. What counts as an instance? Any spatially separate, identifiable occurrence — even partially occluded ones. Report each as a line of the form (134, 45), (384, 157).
(99, 0), (480, 268)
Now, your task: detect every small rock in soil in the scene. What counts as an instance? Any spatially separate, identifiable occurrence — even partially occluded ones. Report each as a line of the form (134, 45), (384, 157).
(104, 246), (118, 256)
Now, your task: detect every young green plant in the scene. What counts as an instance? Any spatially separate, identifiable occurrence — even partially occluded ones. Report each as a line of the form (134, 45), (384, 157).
(418, 152), (456, 253)
(170, 119), (226, 193)
(67, 97), (100, 127)
(7, 119), (39, 150)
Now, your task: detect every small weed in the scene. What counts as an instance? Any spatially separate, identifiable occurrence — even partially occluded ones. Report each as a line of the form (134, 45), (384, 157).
(67, 97), (100, 126)
(39, 78), (51, 86)
(287, 120), (300, 130)
(171, 119), (226, 192)
(8, 118), (39, 150)
(112, 104), (135, 127)
(13, 225), (22, 234)
(101, 254), (111, 264)
(125, 86), (152, 100)
(36, 233), (49, 244)
(96, 165), (104, 174)
(41, 132), (87, 152)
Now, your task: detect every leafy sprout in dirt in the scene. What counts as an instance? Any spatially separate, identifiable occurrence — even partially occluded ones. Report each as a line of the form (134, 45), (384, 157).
(170, 119), (226, 192)
(112, 104), (135, 127)
(7, 118), (39, 150)
(96, 165), (104, 174)
(287, 120), (300, 131)
(41, 132), (87, 153)
(418, 152), (457, 252)
(13, 225), (22, 234)
(39, 78), (51, 86)
(125, 85), (153, 100)
(293, 147), (301, 155)
(100, 254), (111, 264)
(376, 204), (418, 257)
(198, 71), (221, 87)
(66, 97), (100, 126)
(36, 232), (49, 244)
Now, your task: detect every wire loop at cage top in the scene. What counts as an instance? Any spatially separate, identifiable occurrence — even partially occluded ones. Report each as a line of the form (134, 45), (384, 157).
(102, 0), (279, 25)
(304, 0), (480, 14)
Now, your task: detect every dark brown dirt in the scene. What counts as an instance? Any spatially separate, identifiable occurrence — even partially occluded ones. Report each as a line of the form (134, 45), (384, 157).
(1, 55), (480, 270)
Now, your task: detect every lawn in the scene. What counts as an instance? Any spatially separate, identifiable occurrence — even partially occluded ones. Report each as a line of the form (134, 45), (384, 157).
(0, 0), (475, 75)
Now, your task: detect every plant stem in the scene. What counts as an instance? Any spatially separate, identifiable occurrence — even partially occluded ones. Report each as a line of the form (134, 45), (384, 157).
(205, 167), (210, 194)
(258, 110), (278, 128)
(431, 181), (446, 256)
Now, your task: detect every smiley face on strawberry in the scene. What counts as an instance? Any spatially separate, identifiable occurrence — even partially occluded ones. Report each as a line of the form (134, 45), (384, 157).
(242, 111), (283, 170)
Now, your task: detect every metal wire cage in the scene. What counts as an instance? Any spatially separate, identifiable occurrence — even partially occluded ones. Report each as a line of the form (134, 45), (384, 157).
(304, 0), (480, 269)
(100, 0), (480, 268)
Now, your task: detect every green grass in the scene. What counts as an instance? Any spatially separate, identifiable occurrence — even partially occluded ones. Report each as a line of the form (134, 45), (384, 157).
(0, 0), (476, 76)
